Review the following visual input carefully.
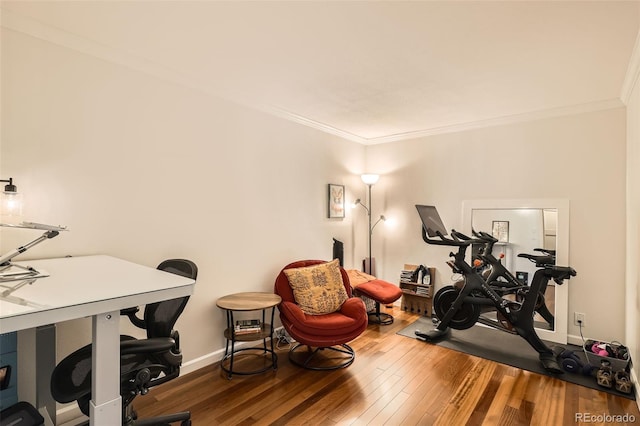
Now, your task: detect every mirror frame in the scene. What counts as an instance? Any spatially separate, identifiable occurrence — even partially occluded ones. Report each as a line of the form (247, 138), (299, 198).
(462, 199), (569, 344)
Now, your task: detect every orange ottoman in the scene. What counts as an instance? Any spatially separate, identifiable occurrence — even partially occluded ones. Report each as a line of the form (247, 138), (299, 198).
(348, 270), (403, 325)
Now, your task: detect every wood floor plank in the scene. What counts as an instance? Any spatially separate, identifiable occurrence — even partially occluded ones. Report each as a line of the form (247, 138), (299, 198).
(348, 347), (440, 424)
(467, 364), (508, 425)
(132, 308), (639, 425)
(530, 374), (566, 426)
(433, 359), (497, 425)
(381, 353), (454, 425)
(481, 374), (515, 425)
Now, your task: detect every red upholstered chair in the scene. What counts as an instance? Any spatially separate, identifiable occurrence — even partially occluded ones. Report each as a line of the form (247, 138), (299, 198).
(274, 260), (368, 370)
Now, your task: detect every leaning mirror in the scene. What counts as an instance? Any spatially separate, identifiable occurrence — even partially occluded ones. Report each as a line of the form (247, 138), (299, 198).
(462, 199), (569, 344)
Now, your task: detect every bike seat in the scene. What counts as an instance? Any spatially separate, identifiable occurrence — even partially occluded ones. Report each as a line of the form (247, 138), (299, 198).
(545, 265), (577, 284)
(517, 253), (554, 266)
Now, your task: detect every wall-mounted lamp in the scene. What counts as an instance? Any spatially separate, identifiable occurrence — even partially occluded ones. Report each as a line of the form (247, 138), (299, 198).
(354, 173), (385, 275)
(1, 178), (23, 217)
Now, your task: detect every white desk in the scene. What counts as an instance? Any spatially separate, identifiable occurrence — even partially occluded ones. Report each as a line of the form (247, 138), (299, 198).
(0, 255), (196, 425)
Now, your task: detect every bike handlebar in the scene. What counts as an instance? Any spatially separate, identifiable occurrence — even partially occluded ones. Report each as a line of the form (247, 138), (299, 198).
(451, 229), (472, 241)
(422, 227), (483, 247)
(471, 229), (498, 243)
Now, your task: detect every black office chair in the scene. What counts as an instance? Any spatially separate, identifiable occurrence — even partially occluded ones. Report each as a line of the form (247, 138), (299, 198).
(50, 259), (198, 426)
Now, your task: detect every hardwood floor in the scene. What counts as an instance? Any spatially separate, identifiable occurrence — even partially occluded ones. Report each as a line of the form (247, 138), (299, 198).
(135, 309), (639, 425)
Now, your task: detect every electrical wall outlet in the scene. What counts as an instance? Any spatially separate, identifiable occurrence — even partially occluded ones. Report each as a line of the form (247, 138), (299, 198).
(574, 312), (586, 327)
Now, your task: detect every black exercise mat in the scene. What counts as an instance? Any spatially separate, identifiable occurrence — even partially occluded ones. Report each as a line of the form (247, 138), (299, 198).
(397, 316), (635, 400)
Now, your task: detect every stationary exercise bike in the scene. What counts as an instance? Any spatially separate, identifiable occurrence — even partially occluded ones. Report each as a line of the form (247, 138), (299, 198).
(469, 230), (556, 329)
(414, 205), (576, 373)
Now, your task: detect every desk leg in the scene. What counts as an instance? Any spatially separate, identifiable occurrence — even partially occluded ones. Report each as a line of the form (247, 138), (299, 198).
(90, 311), (121, 426)
(17, 325), (56, 425)
(36, 325), (56, 424)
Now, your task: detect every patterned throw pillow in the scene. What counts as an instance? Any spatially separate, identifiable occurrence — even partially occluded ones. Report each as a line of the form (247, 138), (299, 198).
(284, 259), (349, 315)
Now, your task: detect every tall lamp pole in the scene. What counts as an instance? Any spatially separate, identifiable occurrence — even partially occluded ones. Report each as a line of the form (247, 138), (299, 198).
(367, 182), (373, 274)
(354, 174), (385, 275)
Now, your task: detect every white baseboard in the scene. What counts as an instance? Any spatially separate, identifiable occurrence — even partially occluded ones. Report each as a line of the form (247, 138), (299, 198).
(180, 347), (224, 375)
(55, 404), (86, 426)
(181, 326), (286, 375)
(567, 333), (584, 347)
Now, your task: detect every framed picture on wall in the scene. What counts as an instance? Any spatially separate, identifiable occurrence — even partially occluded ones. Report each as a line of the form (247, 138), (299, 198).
(492, 220), (510, 242)
(328, 184), (345, 218)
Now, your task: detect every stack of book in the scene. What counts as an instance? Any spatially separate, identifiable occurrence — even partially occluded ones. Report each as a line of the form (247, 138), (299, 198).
(416, 285), (430, 296)
(400, 264), (419, 285)
(235, 319), (262, 335)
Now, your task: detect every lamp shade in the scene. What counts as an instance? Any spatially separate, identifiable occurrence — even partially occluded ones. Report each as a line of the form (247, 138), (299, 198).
(1, 177), (22, 218)
(361, 174), (380, 185)
(1, 191), (22, 217)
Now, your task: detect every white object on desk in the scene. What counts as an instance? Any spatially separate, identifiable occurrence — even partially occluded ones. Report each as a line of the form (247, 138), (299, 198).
(0, 255), (195, 426)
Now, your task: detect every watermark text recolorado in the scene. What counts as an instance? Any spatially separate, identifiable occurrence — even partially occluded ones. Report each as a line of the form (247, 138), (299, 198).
(575, 413), (636, 423)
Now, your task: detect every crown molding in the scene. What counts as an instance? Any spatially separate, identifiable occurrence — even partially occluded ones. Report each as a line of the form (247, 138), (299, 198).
(259, 98), (623, 146)
(621, 28), (640, 105)
(261, 105), (367, 144)
(1, 7), (629, 147)
(363, 98), (625, 145)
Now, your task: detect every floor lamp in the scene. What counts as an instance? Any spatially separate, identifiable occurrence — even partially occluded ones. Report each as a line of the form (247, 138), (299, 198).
(353, 174), (385, 275)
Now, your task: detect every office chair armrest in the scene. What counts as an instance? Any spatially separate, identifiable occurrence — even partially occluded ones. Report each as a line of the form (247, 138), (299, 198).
(120, 307), (139, 316)
(120, 337), (175, 356)
(120, 306), (146, 329)
(146, 370), (180, 388)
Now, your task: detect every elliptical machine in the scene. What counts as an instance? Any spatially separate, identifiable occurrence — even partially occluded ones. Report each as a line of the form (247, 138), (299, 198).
(414, 205), (576, 373)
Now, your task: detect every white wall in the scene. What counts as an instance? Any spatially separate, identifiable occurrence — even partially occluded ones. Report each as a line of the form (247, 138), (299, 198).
(0, 28), (366, 367)
(366, 108), (628, 343)
(625, 33), (640, 401)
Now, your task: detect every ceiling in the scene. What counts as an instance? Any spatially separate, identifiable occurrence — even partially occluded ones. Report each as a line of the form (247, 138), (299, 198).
(2, 1), (639, 144)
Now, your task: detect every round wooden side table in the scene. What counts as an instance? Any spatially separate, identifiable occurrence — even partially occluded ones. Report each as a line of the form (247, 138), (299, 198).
(216, 292), (281, 379)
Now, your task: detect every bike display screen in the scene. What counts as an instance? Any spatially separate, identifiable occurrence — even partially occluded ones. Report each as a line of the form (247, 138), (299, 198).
(415, 205), (448, 237)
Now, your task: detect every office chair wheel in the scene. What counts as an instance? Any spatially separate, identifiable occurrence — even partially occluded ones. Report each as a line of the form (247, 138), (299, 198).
(181, 420), (191, 426)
